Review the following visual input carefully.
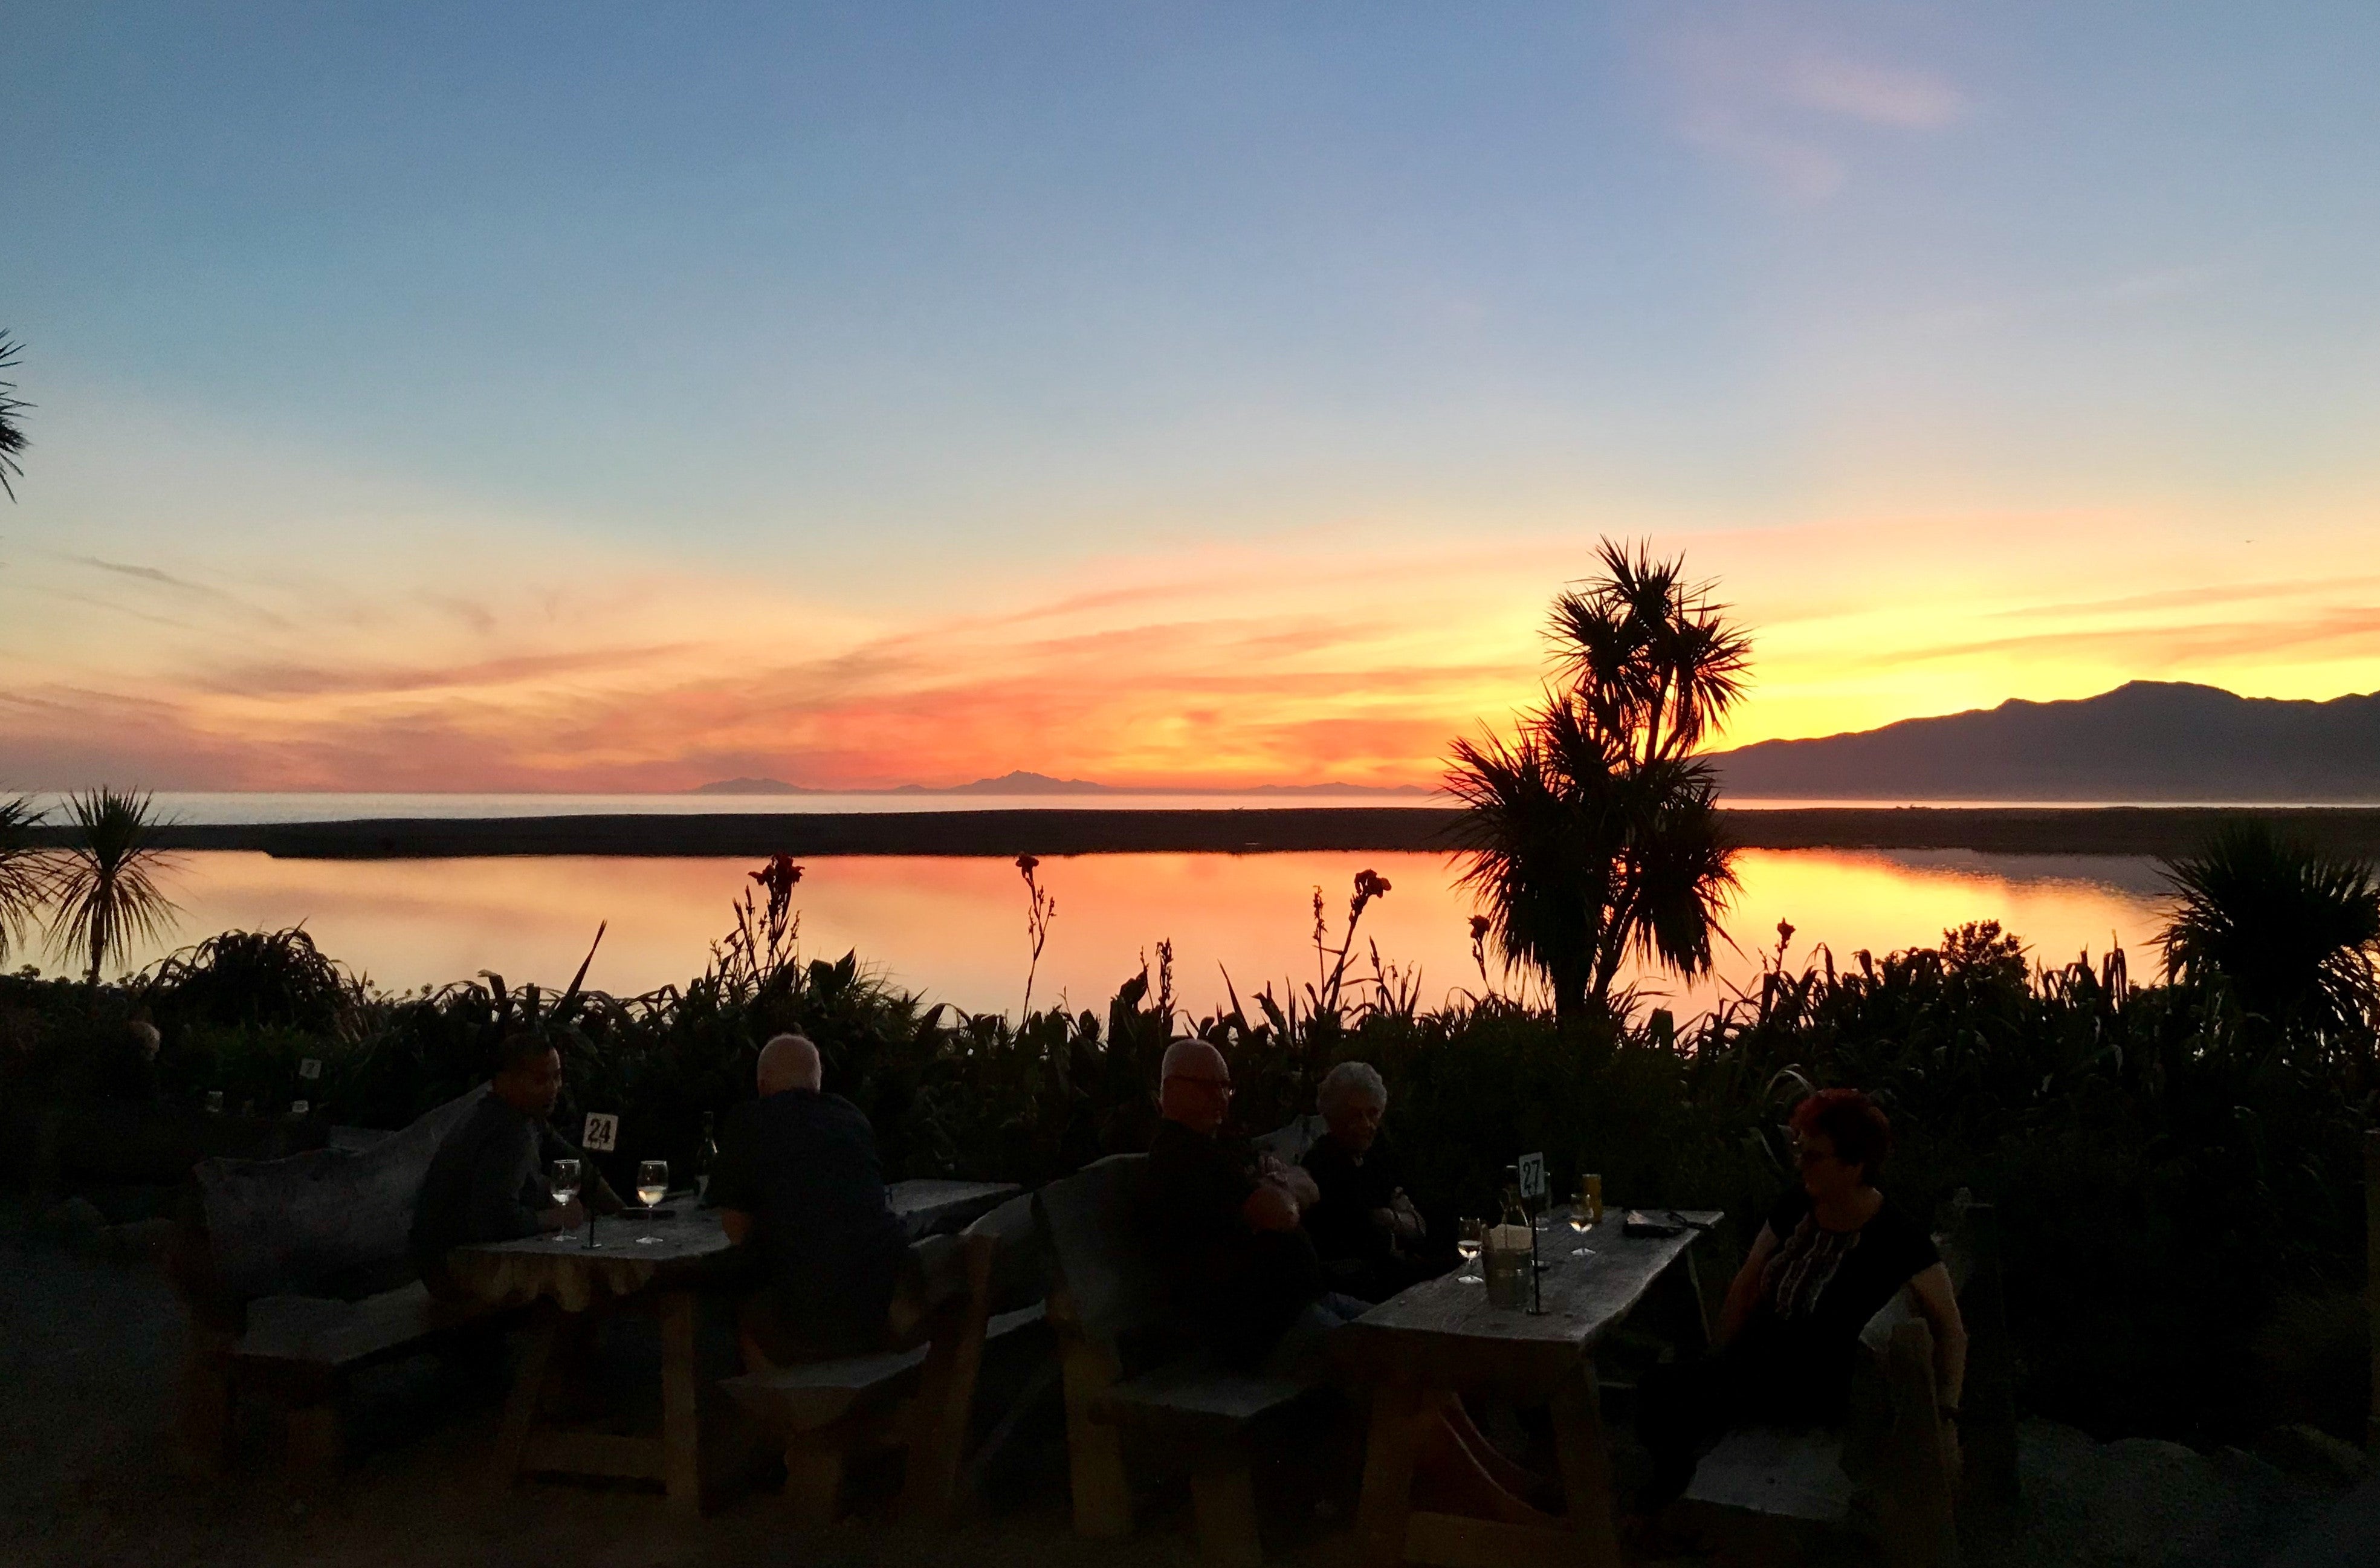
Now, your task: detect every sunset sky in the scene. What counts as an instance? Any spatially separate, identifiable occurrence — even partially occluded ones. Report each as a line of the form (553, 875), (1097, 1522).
(5, 3), (2378, 792)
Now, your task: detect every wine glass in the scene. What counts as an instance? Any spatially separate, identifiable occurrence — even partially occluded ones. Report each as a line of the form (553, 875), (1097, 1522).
(1565, 1199), (1597, 1258)
(1456, 1216), (1486, 1283)
(550, 1158), (581, 1211)
(636, 1160), (668, 1211)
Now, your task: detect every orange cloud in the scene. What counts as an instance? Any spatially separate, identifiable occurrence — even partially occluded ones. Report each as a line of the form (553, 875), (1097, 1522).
(4, 503), (2376, 791)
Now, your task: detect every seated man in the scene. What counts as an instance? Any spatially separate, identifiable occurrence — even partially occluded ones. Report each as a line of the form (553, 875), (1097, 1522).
(710, 1032), (913, 1365)
(1299, 1060), (1440, 1302)
(410, 1031), (619, 1298)
(1139, 1038), (1556, 1523)
(1138, 1037), (1349, 1374)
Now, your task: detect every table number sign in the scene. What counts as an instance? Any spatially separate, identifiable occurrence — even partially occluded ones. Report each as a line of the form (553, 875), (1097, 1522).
(299, 1057), (323, 1081)
(583, 1113), (619, 1153)
(1516, 1151), (1548, 1204)
(291, 1100), (310, 1116)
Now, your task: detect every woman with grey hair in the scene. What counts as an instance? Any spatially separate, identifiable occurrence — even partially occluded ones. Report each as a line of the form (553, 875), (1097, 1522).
(1300, 1061), (1439, 1301)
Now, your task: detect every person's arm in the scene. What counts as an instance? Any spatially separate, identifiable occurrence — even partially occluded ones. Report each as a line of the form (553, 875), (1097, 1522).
(474, 1143), (562, 1242)
(1907, 1262), (1968, 1412)
(719, 1208), (754, 1246)
(1717, 1224), (1780, 1346)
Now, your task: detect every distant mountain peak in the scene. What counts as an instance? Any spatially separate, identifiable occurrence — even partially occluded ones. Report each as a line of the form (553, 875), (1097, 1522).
(687, 777), (820, 795)
(1709, 681), (2380, 802)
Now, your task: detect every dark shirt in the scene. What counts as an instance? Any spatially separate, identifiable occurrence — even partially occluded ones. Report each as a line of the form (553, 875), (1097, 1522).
(1738, 1187), (1940, 1416)
(1301, 1132), (1403, 1270)
(1139, 1118), (1321, 1370)
(409, 1095), (561, 1283)
(705, 1089), (908, 1356)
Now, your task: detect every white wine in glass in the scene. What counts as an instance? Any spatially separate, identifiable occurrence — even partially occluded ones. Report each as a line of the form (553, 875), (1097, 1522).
(1456, 1216), (1486, 1283)
(550, 1158), (581, 1207)
(637, 1160), (668, 1210)
(1567, 1202), (1596, 1257)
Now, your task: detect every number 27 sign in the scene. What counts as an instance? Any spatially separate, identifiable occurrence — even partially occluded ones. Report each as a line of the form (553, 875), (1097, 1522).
(583, 1113), (619, 1153)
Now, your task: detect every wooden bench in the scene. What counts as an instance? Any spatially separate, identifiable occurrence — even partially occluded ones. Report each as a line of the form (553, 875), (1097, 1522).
(1040, 1152), (1325, 1567)
(1676, 1200), (2019, 1568)
(720, 1191), (1046, 1524)
(169, 1087), (506, 1475)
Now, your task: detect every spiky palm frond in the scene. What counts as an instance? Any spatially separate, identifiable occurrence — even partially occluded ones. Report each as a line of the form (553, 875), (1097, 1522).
(2158, 822), (2380, 1032)
(0, 795), (53, 965)
(47, 787), (181, 985)
(1545, 540), (1751, 766)
(0, 331), (29, 502)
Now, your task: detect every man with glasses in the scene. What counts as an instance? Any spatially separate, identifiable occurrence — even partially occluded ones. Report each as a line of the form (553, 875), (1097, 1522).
(1137, 1037), (1334, 1372)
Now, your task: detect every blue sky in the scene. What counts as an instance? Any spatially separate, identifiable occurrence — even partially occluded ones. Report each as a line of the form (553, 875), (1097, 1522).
(5, 3), (2378, 789)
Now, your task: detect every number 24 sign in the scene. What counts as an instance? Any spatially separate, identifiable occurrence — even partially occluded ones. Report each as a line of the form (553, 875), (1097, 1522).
(583, 1113), (619, 1153)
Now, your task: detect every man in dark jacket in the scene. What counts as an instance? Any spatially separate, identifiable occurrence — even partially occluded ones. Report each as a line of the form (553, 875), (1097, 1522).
(410, 1032), (618, 1297)
(1137, 1037), (1355, 1372)
(710, 1032), (912, 1364)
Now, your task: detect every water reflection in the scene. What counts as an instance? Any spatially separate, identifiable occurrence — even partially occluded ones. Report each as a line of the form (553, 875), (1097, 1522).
(94, 850), (2176, 1021)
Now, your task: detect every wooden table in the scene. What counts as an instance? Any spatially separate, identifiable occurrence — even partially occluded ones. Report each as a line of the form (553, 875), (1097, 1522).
(1331, 1211), (1723, 1568)
(451, 1210), (737, 1512)
(888, 1179), (1021, 1239)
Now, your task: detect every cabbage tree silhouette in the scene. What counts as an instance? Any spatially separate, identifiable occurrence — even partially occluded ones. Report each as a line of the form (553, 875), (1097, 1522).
(0, 331), (29, 501)
(2158, 821), (2380, 1035)
(1449, 542), (1748, 1026)
(47, 788), (181, 985)
(0, 795), (50, 966)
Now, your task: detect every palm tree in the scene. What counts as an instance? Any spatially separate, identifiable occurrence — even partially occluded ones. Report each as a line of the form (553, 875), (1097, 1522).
(47, 788), (181, 985)
(1450, 542), (1750, 1026)
(0, 795), (52, 965)
(2158, 822), (2380, 1033)
(0, 330), (29, 501)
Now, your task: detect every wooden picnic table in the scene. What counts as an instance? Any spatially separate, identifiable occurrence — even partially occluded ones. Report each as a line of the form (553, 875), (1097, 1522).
(890, 1179), (1022, 1239)
(1331, 1210), (1723, 1568)
(452, 1208), (735, 1511)
(447, 1178), (1024, 1511)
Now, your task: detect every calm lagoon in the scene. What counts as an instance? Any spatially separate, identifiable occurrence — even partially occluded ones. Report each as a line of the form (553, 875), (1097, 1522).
(94, 848), (2176, 1022)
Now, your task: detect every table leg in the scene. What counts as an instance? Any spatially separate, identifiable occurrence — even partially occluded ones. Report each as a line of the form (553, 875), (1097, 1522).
(659, 1289), (702, 1514)
(1354, 1380), (1432, 1568)
(1548, 1359), (1623, 1568)
(491, 1310), (560, 1496)
(1671, 1248), (1714, 1355)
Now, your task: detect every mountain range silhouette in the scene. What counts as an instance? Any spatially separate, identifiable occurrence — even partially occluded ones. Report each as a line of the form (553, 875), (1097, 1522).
(1707, 681), (2380, 802)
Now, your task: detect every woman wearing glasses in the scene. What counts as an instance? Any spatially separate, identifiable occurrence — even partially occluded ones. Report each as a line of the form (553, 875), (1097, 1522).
(1633, 1087), (1968, 1532)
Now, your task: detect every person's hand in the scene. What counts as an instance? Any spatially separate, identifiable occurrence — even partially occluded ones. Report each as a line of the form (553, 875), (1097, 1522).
(1389, 1192), (1426, 1240)
(1368, 1205), (1401, 1237)
(1243, 1184), (1303, 1233)
(542, 1197), (587, 1232)
(1279, 1165), (1320, 1208)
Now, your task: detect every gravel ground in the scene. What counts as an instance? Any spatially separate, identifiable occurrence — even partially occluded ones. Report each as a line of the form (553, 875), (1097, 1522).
(0, 1222), (2358, 1568)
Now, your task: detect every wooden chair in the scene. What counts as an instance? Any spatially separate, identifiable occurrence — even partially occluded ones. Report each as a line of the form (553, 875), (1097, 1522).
(168, 1087), (505, 1477)
(1039, 1153), (1324, 1568)
(720, 1193), (1045, 1525)
(1675, 1200), (2018, 1568)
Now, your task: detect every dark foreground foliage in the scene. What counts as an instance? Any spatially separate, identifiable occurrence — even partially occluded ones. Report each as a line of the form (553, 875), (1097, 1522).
(2, 896), (2371, 1452)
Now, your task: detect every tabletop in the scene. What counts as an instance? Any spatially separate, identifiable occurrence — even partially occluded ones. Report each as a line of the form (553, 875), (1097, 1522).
(450, 1209), (734, 1312)
(1333, 1210), (1722, 1385)
(888, 1179), (1021, 1239)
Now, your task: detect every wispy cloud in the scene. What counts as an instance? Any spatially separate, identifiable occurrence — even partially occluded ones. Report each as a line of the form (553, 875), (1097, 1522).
(1648, 18), (1966, 200)
(1779, 55), (1963, 130)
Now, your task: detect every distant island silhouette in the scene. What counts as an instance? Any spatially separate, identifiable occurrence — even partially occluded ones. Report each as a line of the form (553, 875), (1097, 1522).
(690, 770), (1435, 798)
(1709, 681), (2380, 802)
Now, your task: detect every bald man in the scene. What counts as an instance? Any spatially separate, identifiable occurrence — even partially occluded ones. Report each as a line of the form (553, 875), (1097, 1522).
(1138, 1038), (1353, 1372)
(708, 1032), (910, 1362)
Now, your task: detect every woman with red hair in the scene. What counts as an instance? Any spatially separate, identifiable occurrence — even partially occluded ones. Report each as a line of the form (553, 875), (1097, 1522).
(1634, 1087), (1968, 1523)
